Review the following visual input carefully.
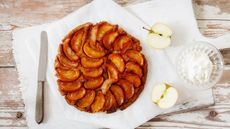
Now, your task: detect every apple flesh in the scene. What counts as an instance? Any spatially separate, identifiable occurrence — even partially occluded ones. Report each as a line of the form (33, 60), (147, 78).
(146, 23), (172, 49)
(152, 83), (178, 109)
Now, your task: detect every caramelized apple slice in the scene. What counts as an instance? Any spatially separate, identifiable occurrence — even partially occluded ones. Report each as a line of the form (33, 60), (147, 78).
(58, 54), (79, 68)
(110, 85), (124, 106)
(70, 29), (84, 55)
(84, 76), (104, 89)
(104, 91), (117, 112)
(56, 68), (80, 81)
(106, 64), (119, 82)
(101, 79), (112, 94)
(54, 57), (70, 70)
(113, 35), (132, 51)
(77, 90), (95, 108)
(66, 87), (86, 101)
(120, 86), (144, 110)
(97, 22), (117, 42)
(81, 56), (103, 68)
(57, 80), (82, 93)
(65, 96), (76, 105)
(125, 50), (144, 66)
(108, 53), (125, 72)
(62, 38), (79, 61)
(83, 41), (105, 58)
(63, 22), (92, 42)
(118, 79), (134, 100)
(125, 62), (143, 77)
(80, 67), (103, 78)
(91, 91), (105, 112)
(102, 31), (119, 50)
(89, 24), (99, 42)
(123, 73), (141, 87)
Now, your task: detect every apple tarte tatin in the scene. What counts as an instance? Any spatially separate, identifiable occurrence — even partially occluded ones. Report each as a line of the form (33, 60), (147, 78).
(55, 21), (147, 113)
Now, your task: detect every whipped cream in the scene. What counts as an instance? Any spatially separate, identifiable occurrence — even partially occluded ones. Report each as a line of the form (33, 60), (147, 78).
(183, 51), (213, 84)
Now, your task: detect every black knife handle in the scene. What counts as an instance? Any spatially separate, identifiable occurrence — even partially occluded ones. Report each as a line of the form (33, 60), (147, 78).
(35, 81), (44, 124)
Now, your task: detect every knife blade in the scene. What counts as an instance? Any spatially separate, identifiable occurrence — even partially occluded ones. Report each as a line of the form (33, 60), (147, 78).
(35, 31), (48, 124)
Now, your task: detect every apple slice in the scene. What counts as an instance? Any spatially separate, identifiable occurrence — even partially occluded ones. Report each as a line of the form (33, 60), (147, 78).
(89, 24), (99, 42)
(102, 31), (119, 50)
(63, 22), (92, 42)
(66, 87), (86, 101)
(97, 22), (117, 42)
(77, 90), (95, 109)
(122, 72), (141, 87)
(83, 41), (105, 58)
(113, 35), (132, 52)
(62, 38), (79, 61)
(110, 85), (124, 106)
(91, 91), (105, 112)
(101, 79), (112, 94)
(56, 68), (80, 82)
(54, 57), (70, 70)
(57, 79), (82, 93)
(108, 53), (125, 72)
(125, 50), (144, 66)
(84, 76), (104, 89)
(117, 79), (134, 100)
(104, 90), (117, 112)
(70, 29), (85, 56)
(58, 54), (79, 68)
(81, 56), (104, 68)
(106, 64), (119, 82)
(80, 67), (103, 78)
(125, 62), (143, 77)
(152, 83), (178, 109)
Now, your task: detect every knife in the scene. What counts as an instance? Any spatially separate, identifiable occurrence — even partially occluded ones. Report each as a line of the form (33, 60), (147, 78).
(35, 31), (48, 124)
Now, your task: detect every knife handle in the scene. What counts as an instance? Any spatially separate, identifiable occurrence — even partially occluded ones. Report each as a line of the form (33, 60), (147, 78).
(35, 81), (44, 124)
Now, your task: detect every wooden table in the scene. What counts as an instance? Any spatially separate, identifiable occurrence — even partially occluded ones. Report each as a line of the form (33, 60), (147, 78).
(0, 0), (230, 128)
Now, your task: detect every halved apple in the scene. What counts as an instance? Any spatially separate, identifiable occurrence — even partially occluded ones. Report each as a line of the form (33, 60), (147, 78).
(152, 83), (178, 109)
(104, 90), (117, 112)
(81, 56), (104, 68)
(118, 79), (134, 100)
(102, 31), (119, 50)
(123, 72), (141, 88)
(91, 91), (105, 112)
(113, 35), (132, 52)
(146, 23), (172, 49)
(62, 38), (79, 61)
(83, 41), (105, 58)
(84, 76), (104, 89)
(125, 62), (143, 77)
(57, 79), (82, 93)
(80, 67), (103, 78)
(66, 87), (86, 101)
(108, 53), (125, 72)
(110, 85), (124, 106)
(76, 90), (95, 109)
(106, 64), (119, 82)
(56, 68), (80, 81)
(125, 50), (144, 66)
(96, 22), (117, 42)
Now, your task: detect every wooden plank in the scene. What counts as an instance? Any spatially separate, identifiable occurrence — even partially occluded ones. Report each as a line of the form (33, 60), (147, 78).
(193, 0), (230, 20)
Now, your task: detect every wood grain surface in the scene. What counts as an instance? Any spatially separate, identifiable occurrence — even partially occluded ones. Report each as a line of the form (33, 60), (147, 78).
(0, 0), (230, 128)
